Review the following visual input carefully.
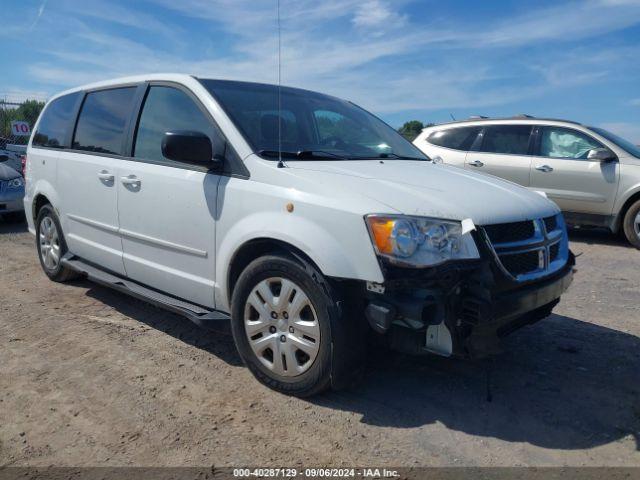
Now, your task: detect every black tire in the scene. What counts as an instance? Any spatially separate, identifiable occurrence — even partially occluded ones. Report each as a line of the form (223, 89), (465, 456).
(230, 253), (363, 397)
(622, 199), (640, 249)
(35, 204), (79, 282)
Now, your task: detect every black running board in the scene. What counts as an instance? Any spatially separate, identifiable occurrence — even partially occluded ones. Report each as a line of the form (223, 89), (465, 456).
(61, 255), (230, 328)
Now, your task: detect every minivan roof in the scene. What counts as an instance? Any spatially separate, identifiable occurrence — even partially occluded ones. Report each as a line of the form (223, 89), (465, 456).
(46, 74), (340, 104)
(50, 73), (197, 100)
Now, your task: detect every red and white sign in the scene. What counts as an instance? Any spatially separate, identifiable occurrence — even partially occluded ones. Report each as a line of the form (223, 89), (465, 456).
(11, 121), (31, 137)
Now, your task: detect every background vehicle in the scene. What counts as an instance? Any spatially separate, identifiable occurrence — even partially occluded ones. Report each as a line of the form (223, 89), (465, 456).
(25, 75), (573, 396)
(0, 162), (25, 222)
(0, 148), (24, 176)
(413, 117), (640, 248)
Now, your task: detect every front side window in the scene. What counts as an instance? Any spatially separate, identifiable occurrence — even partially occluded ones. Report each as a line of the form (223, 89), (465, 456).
(32, 92), (80, 148)
(589, 127), (640, 159)
(479, 125), (532, 155)
(73, 87), (136, 155)
(199, 79), (427, 161)
(539, 127), (603, 159)
(134, 86), (212, 162)
(427, 127), (480, 151)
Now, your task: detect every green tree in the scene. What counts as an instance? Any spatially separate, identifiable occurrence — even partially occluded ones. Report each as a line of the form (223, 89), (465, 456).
(397, 120), (433, 141)
(1, 99), (46, 144)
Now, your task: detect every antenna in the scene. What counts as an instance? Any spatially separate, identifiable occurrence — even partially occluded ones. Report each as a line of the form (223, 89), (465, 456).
(276, 0), (284, 168)
(449, 113), (456, 121)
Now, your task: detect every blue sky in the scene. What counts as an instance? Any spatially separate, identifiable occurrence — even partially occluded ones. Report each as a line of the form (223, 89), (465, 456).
(1, 0), (639, 142)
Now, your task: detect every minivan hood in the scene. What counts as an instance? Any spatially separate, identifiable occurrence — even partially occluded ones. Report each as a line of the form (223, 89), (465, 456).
(285, 160), (558, 225)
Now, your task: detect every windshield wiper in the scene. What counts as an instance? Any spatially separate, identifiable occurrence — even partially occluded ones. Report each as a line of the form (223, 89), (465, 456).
(258, 150), (347, 160)
(377, 152), (426, 160)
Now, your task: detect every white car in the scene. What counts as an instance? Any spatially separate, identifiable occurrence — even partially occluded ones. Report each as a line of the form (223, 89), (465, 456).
(413, 117), (640, 248)
(25, 75), (574, 396)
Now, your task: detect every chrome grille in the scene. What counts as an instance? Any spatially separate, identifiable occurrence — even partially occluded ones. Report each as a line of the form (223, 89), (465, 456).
(482, 214), (569, 282)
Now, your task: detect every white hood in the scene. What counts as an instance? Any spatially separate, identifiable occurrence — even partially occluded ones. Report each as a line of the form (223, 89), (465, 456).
(284, 160), (559, 226)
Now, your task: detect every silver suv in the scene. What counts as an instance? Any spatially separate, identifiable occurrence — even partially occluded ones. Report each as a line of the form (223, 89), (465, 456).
(414, 117), (640, 248)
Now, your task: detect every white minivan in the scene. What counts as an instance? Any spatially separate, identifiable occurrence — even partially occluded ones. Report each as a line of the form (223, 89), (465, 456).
(25, 74), (574, 396)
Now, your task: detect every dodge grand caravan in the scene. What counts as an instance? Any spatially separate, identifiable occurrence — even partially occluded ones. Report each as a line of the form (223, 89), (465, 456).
(25, 75), (574, 396)
(414, 117), (640, 248)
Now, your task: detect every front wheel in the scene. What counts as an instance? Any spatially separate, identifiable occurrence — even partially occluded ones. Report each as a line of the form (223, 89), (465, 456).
(230, 253), (359, 396)
(622, 199), (640, 249)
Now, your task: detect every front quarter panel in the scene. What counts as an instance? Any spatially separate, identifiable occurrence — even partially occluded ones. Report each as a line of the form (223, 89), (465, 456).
(214, 174), (385, 312)
(613, 161), (640, 224)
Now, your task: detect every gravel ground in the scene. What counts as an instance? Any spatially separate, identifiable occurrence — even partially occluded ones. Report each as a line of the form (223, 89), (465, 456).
(1, 219), (639, 467)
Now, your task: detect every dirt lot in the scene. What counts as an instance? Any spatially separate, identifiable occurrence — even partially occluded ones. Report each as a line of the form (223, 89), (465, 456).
(1, 219), (639, 468)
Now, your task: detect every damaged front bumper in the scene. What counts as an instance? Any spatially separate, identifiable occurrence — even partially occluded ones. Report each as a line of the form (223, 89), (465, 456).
(363, 252), (575, 358)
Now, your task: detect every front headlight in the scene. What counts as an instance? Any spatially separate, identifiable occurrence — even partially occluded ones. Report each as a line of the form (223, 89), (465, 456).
(365, 214), (479, 267)
(7, 177), (24, 189)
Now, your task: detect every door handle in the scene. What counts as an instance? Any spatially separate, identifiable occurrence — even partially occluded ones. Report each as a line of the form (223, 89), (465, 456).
(120, 175), (141, 186)
(535, 165), (553, 172)
(469, 160), (484, 167)
(98, 170), (114, 182)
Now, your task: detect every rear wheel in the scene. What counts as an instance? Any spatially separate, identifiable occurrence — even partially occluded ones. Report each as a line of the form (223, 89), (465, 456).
(622, 199), (640, 249)
(230, 253), (360, 396)
(35, 204), (79, 282)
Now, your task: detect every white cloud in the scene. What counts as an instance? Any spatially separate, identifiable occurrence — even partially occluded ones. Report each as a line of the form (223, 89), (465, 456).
(28, 0), (48, 31)
(352, 0), (407, 31)
(474, 0), (640, 47)
(18, 0), (640, 117)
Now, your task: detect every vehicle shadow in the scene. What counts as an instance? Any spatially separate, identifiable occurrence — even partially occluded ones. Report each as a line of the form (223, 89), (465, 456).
(0, 218), (27, 234)
(78, 282), (640, 452)
(568, 227), (630, 248)
(313, 314), (640, 451)
(80, 281), (243, 367)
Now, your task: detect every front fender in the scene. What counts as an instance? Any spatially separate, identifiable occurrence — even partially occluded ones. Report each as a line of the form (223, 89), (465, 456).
(214, 209), (384, 312)
(613, 180), (640, 230)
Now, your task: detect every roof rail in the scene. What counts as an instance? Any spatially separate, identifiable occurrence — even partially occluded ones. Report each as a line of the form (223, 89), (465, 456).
(469, 115), (489, 119)
(511, 114), (535, 119)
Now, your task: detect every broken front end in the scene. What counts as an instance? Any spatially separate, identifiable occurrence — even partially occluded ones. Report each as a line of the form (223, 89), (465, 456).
(363, 214), (575, 358)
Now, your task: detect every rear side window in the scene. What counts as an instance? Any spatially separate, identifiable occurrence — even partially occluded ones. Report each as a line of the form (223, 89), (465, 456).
(32, 92), (80, 148)
(427, 127), (480, 151)
(73, 88), (136, 155)
(133, 86), (213, 163)
(479, 125), (533, 155)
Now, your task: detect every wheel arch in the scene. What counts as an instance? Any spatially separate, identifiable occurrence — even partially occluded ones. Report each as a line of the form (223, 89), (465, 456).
(226, 238), (326, 309)
(614, 187), (640, 232)
(32, 193), (52, 221)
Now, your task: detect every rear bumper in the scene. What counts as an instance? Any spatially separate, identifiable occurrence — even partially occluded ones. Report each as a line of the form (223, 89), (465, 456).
(0, 190), (25, 214)
(364, 252), (575, 358)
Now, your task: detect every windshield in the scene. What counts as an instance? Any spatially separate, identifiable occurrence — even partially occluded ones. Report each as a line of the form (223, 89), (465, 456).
(199, 79), (428, 161)
(590, 127), (640, 159)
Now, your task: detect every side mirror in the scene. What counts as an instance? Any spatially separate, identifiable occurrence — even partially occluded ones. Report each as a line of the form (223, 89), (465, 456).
(162, 130), (221, 168)
(587, 148), (616, 162)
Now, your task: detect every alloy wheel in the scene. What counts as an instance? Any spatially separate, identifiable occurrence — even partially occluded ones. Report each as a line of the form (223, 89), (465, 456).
(39, 216), (61, 270)
(244, 277), (321, 377)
